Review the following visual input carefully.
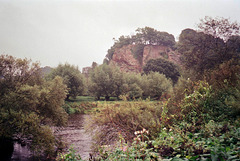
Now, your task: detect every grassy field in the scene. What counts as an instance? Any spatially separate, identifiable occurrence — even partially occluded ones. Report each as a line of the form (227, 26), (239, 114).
(69, 96), (119, 102)
(63, 96), (121, 114)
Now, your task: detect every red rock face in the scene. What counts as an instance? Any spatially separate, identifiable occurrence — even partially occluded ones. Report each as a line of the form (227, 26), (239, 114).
(110, 45), (142, 72)
(143, 45), (169, 66)
(110, 44), (181, 73)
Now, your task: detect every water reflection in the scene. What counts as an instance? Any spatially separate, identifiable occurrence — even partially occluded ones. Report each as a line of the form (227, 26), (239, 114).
(9, 114), (92, 161)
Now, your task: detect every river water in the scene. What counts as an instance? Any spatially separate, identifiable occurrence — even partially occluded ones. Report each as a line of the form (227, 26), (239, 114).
(11, 114), (93, 161)
(55, 114), (93, 160)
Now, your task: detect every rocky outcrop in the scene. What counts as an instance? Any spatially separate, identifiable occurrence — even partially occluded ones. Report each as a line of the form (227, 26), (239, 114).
(110, 45), (142, 72)
(109, 44), (181, 73)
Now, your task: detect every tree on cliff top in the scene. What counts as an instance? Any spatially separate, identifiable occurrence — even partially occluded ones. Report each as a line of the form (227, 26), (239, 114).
(105, 27), (176, 62)
(0, 55), (68, 157)
(135, 27), (175, 46)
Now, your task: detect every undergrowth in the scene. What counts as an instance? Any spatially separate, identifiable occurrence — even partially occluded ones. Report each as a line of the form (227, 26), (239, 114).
(59, 78), (240, 160)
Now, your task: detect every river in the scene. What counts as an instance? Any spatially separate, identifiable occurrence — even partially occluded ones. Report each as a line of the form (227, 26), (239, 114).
(11, 114), (93, 161)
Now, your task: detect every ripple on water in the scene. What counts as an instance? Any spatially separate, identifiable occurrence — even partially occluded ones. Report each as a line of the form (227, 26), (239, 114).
(11, 114), (93, 161)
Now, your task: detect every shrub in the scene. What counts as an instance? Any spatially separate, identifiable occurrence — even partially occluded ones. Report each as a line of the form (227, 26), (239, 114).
(141, 72), (173, 99)
(56, 146), (83, 161)
(90, 97), (164, 147)
(166, 79), (240, 125)
(95, 121), (240, 161)
(206, 59), (240, 88)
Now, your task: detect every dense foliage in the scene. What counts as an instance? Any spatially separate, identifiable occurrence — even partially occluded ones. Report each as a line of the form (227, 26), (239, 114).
(88, 64), (124, 100)
(143, 58), (180, 84)
(85, 76), (240, 160)
(0, 55), (68, 158)
(47, 63), (86, 100)
(179, 17), (240, 79)
(88, 64), (172, 100)
(178, 29), (226, 77)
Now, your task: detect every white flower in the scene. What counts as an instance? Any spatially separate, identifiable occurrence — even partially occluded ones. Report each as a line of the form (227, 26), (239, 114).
(134, 131), (140, 135)
(142, 128), (146, 133)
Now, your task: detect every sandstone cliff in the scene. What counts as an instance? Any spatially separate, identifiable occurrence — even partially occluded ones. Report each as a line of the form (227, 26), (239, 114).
(109, 44), (181, 73)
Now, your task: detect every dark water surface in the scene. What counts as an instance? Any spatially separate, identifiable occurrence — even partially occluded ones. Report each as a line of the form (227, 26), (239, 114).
(55, 114), (93, 160)
(10, 114), (93, 161)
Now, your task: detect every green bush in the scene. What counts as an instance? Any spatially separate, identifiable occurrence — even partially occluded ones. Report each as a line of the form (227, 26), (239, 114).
(143, 58), (180, 84)
(56, 146), (83, 161)
(166, 79), (240, 125)
(141, 72), (173, 99)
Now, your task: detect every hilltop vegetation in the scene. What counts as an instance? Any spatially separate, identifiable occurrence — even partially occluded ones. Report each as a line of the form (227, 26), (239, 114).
(104, 26), (176, 64)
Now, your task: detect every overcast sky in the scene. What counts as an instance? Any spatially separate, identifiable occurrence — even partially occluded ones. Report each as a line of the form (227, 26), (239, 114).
(0, 0), (240, 70)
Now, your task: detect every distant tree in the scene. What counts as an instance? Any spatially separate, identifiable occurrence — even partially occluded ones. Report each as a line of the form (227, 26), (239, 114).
(197, 17), (240, 62)
(141, 72), (172, 99)
(111, 67), (127, 98)
(0, 55), (68, 158)
(124, 73), (143, 99)
(135, 27), (157, 44)
(178, 24), (240, 78)
(206, 59), (240, 88)
(178, 28), (227, 77)
(143, 58), (180, 84)
(91, 61), (98, 69)
(40, 66), (53, 77)
(198, 16), (240, 42)
(89, 64), (125, 100)
(47, 63), (85, 100)
(135, 27), (176, 47)
(226, 35), (240, 60)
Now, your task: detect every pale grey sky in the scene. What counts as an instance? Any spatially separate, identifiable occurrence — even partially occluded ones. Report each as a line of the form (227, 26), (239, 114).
(0, 0), (240, 70)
